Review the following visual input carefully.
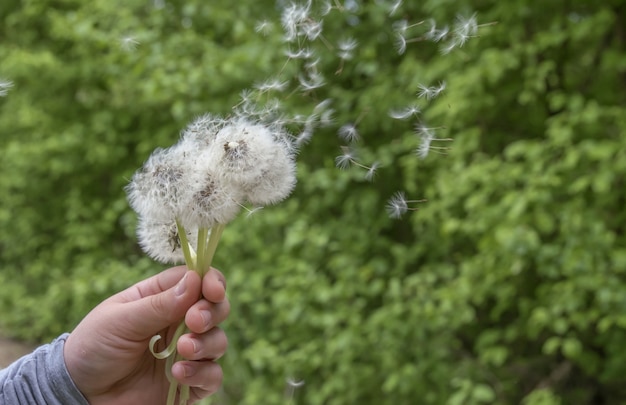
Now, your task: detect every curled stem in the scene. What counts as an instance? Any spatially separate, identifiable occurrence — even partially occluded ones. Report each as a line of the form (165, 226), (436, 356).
(149, 321), (187, 359)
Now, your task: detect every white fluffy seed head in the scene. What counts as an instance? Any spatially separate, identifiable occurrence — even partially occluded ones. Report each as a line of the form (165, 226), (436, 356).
(125, 144), (194, 221)
(128, 114), (298, 260)
(181, 113), (229, 148)
(136, 218), (198, 264)
(179, 171), (245, 229)
(202, 118), (297, 205)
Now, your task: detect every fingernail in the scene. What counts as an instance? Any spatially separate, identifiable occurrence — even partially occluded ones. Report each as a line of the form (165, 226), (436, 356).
(200, 309), (212, 328)
(175, 273), (188, 297)
(183, 364), (196, 378)
(191, 338), (201, 354)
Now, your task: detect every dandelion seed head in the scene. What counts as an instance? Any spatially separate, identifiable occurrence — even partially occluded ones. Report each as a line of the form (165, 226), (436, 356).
(137, 219), (198, 264)
(125, 144), (194, 221)
(181, 173), (244, 228)
(203, 118), (297, 205)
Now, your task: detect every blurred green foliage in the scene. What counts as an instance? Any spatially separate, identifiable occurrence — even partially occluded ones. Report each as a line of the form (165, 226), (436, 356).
(1, 0), (625, 404)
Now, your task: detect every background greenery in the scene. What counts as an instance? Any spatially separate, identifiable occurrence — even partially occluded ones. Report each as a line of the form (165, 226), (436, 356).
(1, 0), (625, 404)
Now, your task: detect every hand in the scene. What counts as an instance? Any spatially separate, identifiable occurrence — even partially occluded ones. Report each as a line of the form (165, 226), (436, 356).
(64, 266), (230, 405)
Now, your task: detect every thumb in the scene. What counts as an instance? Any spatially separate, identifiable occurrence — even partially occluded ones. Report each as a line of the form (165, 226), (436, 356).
(123, 271), (201, 339)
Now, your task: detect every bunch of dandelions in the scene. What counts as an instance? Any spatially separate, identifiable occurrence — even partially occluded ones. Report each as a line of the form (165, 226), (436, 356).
(125, 114), (296, 405)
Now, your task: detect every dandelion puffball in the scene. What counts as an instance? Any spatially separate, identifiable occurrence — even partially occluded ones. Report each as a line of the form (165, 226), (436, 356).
(126, 115), (297, 264)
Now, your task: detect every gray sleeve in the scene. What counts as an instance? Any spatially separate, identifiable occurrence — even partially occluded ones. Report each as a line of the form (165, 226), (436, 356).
(0, 333), (89, 405)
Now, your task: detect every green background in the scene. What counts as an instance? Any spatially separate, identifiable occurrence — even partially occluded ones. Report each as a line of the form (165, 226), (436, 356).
(1, 0), (625, 403)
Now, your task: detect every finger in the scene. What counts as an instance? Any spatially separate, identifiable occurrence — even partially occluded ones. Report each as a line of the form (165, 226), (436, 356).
(113, 266), (188, 303)
(171, 360), (223, 395)
(203, 267), (227, 303)
(184, 298), (231, 334)
(119, 271), (202, 338)
(177, 327), (228, 361)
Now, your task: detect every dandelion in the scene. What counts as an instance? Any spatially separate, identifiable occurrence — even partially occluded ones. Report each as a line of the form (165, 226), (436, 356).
(126, 114), (297, 405)
(0, 80), (13, 96)
(386, 191), (426, 218)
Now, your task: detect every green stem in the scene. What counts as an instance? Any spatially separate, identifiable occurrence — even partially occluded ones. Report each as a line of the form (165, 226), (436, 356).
(196, 227), (209, 273)
(150, 321), (187, 359)
(175, 219), (195, 269)
(202, 223), (226, 275)
(179, 384), (190, 405)
(166, 373), (178, 405)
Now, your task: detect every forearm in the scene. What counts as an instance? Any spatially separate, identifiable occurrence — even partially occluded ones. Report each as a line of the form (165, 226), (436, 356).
(0, 333), (89, 405)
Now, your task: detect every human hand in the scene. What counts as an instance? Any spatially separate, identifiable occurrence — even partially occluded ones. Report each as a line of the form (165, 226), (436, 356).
(64, 266), (229, 405)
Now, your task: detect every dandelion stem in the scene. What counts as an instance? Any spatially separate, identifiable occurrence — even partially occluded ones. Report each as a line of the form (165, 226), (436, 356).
(196, 227), (209, 272)
(179, 383), (190, 405)
(175, 219), (195, 269)
(202, 223), (226, 276)
(166, 374), (178, 405)
(149, 321), (187, 359)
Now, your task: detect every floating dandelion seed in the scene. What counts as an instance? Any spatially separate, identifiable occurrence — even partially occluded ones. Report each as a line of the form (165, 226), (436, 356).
(365, 161), (380, 181)
(417, 81), (446, 100)
(285, 378), (305, 401)
(120, 36), (140, 51)
(337, 37), (358, 60)
(335, 146), (356, 169)
(388, 0), (403, 16)
(386, 191), (426, 218)
(414, 123), (453, 159)
(298, 71), (325, 92)
(255, 78), (290, 93)
(0, 80), (14, 97)
(338, 123), (360, 142)
(389, 105), (421, 120)
(255, 20), (273, 35)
